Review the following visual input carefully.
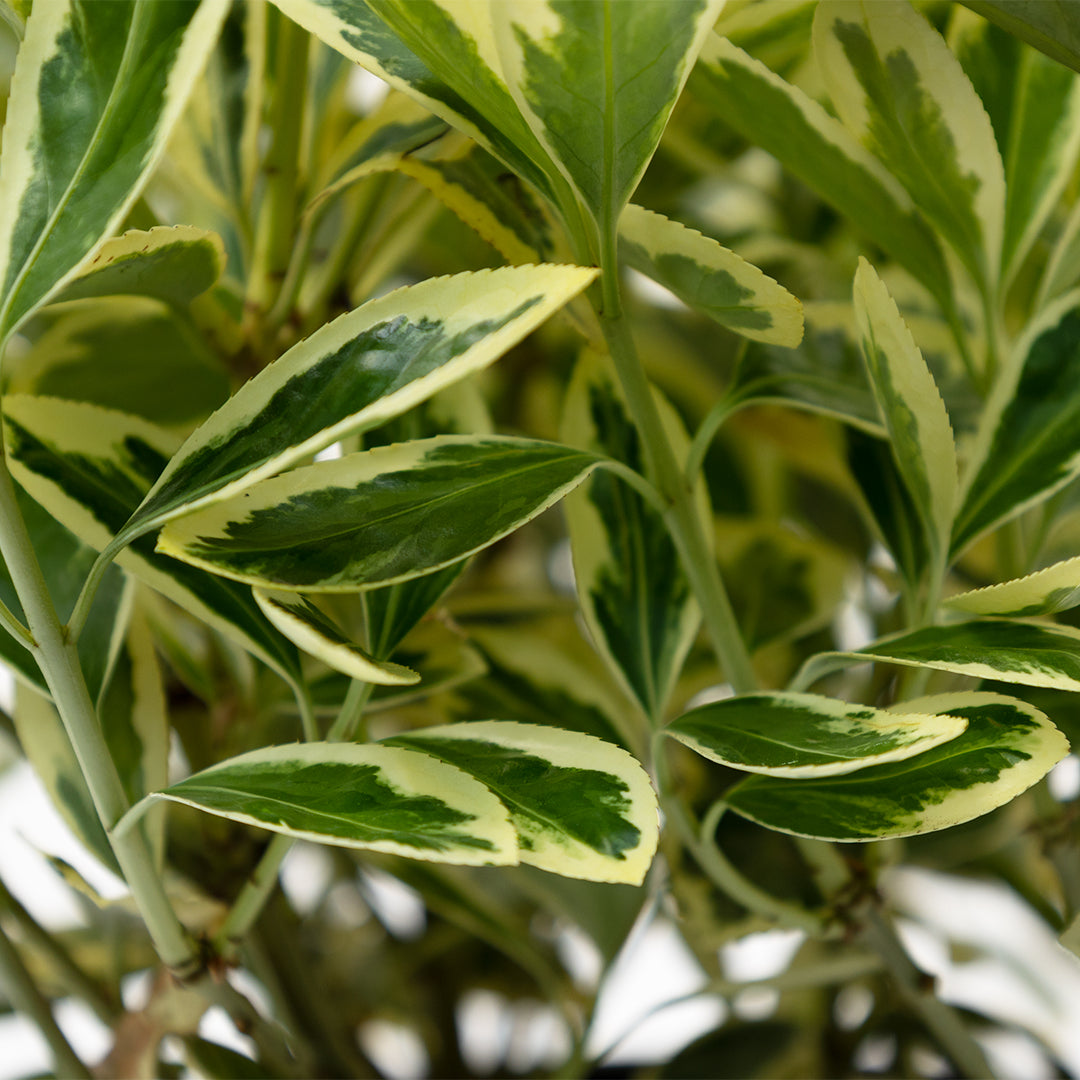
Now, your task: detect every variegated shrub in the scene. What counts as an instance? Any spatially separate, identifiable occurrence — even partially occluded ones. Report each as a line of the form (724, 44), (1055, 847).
(0, 1), (1078, 1076)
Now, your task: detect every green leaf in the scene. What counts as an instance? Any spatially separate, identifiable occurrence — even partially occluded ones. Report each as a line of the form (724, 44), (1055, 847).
(799, 619), (1080, 693)
(668, 691), (967, 778)
(691, 34), (955, 312)
(953, 292), (1080, 554)
(853, 259), (957, 559)
(0, 0), (229, 339)
(272, 0), (566, 207)
(253, 588), (419, 686)
(619, 205), (804, 347)
(813, 0), (1005, 292)
(725, 692), (1068, 841)
(491, 0), (723, 231)
(946, 558), (1080, 617)
(3, 395), (301, 681)
(46, 225), (226, 309)
(561, 349), (700, 723)
(123, 742), (518, 866)
(961, 1), (1080, 77)
(122, 264), (596, 543)
(10, 297), (230, 427)
(157, 435), (602, 592)
(385, 721), (658, 885)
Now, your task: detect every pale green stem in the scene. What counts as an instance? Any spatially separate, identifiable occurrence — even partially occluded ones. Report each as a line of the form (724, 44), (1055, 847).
(67, 544), (122, 645)
(598, 300), (757, 694)
(860, 906), (995, 1079)
(0, 596), (32, 650)
(214, 679), (374, 957)
(0, 922), (91, 1080)
(292, 676), (319, 742)
(0, 454), (196, 973)
(597, 459), (668, 516)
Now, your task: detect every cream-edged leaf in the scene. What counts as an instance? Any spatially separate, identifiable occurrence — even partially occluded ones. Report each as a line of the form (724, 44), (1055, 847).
(491, 0), (723, 230)
(946, 559), (1080, 617)
(253, 588), (419, 686)
(3, 396), (301, 681)
(853, 259), (957, 558)
(157, 436), (603, 592)
(385, 721), (658, 885)
(0, 0), (229, 339)
(814, 0), (1005, 292)
(725, 692), (1068, 841)
(120, 265), (596, 546)
(668, 691), (967, 778)
(620, 205), (803, 346)
(119, 742), (518, 867)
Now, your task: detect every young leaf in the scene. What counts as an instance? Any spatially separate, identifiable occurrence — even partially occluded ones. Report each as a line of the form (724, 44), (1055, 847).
(253, 589), (419, 686)
(561, 349), (701, 724)
(853, 259), (957, 559)
(946, 559), (1080, 617)
(157, 436), (603, 591)
(491, 0), (723, 230)
(691, 35), (955, 313)
(121, 265), (596, 543)
(953, 292), (1080, 554)
(46, 226), (227, 310)
(619, 205), (804, 347)
(668, 692), (967, 778)
(961, 0), (1080, 77)
(384, 721), (658, 885)
(0, 0), (229, 339)
(813, 0), (1005, 292)
(124, 742), (518, 867)
(724, 692), (1068, 841)
(3, 396), (301, 681)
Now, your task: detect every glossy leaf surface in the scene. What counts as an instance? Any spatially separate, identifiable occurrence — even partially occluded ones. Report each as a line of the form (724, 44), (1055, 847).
(669, 692), (967, 778)
(725, 693), (1068, 840)
(124, 265), (595, 542)
(158, 436), (602, 591)
(128, 743), (517, 866)
(962, 0), (1080, 76)
(620, 204), (803, 346)
(0, 0), (228, 338)
(386, 721), (658, 884)
(947, 559), (1080, 617)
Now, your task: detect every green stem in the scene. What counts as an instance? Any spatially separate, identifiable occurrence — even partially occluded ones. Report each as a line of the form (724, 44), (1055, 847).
(597, 276), (756, 694)
(0, 454), (196, 974)
(326, 678), (374, 742)
(0, 595), (32, 649)
(860, 905), (995, 1079)
(0, 922), (91, 1080)
(0, 876), (115, 1024)
(67, 548), (117, 645)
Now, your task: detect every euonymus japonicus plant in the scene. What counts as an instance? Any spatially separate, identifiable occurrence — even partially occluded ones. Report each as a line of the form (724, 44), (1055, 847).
(0, 0), (1078, 1076)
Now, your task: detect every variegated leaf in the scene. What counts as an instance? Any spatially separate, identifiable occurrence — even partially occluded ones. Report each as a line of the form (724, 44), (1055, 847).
(725, 692), (1068, 841)
(119, 742), (518, 866)
(813, 0), (1005, 292)
(121, 265), (596, 545)
(385, 721), (658, 885)
(561, 349), (700, 723)
(272, 0), (566, 207)
(853, 259), (957, 559)
(491, 0), (723, 230)
(946, 558), (1080, 617)
(253, 588), (419, 686)
(0, 0), (228, 340)
(796, 619), (1080, 694)
(158, 436), (602, 592)
(953, 292), (1080, 554)
(961, 0), (1080, 77)
(3, 396), (301, 681)
(691, 34), (955, 311)
(668, 691), (967, 778)
(46, 226), (226, 310)
(619, 205), (803, 346)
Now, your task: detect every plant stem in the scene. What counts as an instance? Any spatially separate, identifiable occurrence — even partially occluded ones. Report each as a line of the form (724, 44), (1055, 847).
(0, 876), (115, 1024)
(326, 678), (374, 742)
(0, 454), (197, 974)
(860, 905), (995, 1079)
(597, 281), (757, 694)
(0, 921), (92, 1079)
